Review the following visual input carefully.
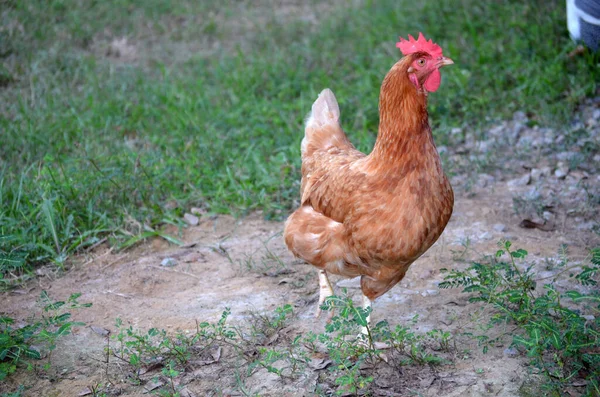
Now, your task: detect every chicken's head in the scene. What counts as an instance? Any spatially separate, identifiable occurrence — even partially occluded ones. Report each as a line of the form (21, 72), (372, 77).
(396, 33), (453, 93)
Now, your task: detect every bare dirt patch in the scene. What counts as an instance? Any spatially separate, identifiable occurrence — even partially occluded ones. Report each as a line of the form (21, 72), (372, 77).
(2, 164), (597, 396)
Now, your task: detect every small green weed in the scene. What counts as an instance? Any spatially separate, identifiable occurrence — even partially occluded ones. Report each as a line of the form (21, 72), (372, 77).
(440, 241), (600, 396)
(318, 293), (452, 395)
(111, 308), (240, 387)
(0, 291), (90, 382)
(107, 301), (453, 396)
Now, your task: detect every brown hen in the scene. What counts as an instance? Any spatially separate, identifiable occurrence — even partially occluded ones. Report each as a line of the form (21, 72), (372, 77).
(284, 33), (454, 324)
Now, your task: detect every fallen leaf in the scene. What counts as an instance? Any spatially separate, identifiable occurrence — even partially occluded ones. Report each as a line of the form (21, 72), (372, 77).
(519, 219), (555, 231)
(308, 357), (332, 370)
(90, 326), (110, 337)
(263, 268), (294, 277)
(568, 45), (586, 58)
(143, 379), (164, 392)
(265, 332), (279, 346)
(210, 346), (222, 362)
(78, 388), (92, 396)
(139, 361), (164, 376)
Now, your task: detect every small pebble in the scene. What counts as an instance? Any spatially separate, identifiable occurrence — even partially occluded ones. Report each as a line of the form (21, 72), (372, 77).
(183, 213), (199, 226)
(577, 222), (596, 231)
(421, 289), (440, 297)
(503, 347), (519, 358)
(402, 289), (420, 295)
(540, 166), (552, 176)
(583, 315), (595, 321)
(493, 224), (507, 232)
(554, 168), (568, 179)
(477, 174), (495, 188)
(161, 257), (177, 267)
(542, 211), (554, 221)
(530, 168), (542, 181)
(507, 174), (531, 187)
(513, 111), (528, 122)
(479, 231), (493, 240)
(554, 162), (569, 179)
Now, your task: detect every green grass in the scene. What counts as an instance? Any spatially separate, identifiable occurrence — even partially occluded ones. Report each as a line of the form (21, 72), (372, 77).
(1, 0), (598, 278)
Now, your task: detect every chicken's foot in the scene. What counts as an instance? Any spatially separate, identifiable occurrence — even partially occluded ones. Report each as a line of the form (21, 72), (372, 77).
(315, 269), (334, 318)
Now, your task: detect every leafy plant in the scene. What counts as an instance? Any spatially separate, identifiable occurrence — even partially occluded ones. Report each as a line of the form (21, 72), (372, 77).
(0, 291), (90, 381)
(319, 293), (451, 395)
(440, 241), (600, 395)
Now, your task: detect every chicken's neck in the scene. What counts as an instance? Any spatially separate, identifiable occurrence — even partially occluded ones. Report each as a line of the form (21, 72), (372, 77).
(369, 63), (435, 167)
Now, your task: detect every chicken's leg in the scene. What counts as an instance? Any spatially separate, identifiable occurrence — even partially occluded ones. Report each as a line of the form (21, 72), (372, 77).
(360, 293), (372, 337)
(360, 292), (390, 349)
(315, 269), (334, 318)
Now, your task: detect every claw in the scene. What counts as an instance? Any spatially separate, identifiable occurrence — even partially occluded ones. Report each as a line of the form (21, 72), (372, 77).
(315, 269), (334, 318)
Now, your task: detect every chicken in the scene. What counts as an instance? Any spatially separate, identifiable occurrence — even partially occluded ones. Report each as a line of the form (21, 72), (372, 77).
(283, 33), (454, 326)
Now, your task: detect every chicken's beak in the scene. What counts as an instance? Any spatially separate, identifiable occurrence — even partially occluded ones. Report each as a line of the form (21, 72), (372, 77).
(437, 57), (454, 68)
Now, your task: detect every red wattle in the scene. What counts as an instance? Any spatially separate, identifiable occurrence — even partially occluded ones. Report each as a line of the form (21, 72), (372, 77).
(424, 69), (441, 92)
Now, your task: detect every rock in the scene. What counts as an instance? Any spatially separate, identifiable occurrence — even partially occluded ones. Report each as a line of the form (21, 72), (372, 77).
(554, 163), (569, 179)
(493, 223), (507, 232)
(518, 134), (535, 147)
(90, 326), (110, 337)
(556, 151), (577, 161)
(477, 173), (495, 188)
(507, 174), (531, 187)
(593, 109), (600, 120)
(513, 111), (528, 122)
(523, 187), (541, 200)
(161, 257), (177, 267)
(542, 211), (554, 221)
(540, 166), (552, 176)
(437, 145), (448, 155)
(183, 213), (199, 226)
(401, 288), (419, 295)
(582, 315), (595, 321)
(488, 124), (505, 138)
(530, 168), (543, 181)
(577, 221), (595, 231)
(476, 140), (493, 153)
(479, 231), (493, 240)
(421, 289), (440, 297)
(503, 347), (519, 358)
(510, 122), (525, 143)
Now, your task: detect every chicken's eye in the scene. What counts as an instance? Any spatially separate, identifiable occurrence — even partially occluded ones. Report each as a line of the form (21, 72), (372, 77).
(417, 58), (426, 67)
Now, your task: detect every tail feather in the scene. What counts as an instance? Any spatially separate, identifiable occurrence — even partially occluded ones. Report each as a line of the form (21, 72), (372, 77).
(301, 89), (351, 159)
(307, 88), (340, 128)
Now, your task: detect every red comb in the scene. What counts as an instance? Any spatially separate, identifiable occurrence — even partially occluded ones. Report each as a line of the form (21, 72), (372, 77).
(396, 32), (443, 58)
